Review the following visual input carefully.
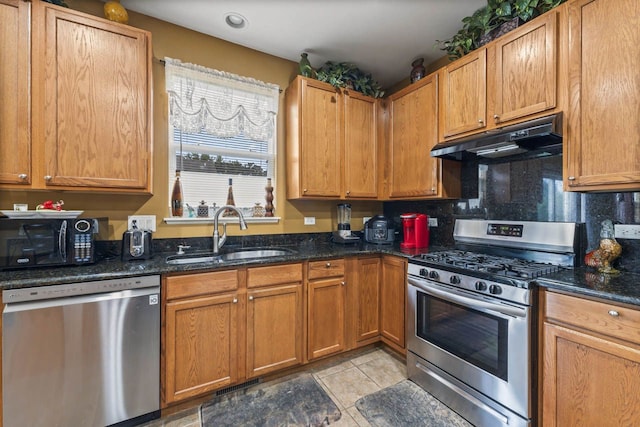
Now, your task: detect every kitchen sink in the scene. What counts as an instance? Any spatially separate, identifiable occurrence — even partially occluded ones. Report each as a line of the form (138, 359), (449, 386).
(165, 247), (296, 265)
(218, 248), (295, 261)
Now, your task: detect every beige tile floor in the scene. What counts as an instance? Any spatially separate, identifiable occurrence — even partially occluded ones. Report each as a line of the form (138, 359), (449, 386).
(145, 347), (407, 427)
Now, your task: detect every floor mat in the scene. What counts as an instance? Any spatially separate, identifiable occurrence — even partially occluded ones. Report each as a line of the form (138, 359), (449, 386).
(200, 373), (341, 427)
(355, 380), (473, 427)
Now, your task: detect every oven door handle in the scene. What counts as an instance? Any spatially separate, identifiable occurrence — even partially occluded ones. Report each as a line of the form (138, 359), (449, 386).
(408, 277), (527, 319)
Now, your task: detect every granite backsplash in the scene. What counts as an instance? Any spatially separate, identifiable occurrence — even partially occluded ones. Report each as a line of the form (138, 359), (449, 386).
(384, 154), (640, 274)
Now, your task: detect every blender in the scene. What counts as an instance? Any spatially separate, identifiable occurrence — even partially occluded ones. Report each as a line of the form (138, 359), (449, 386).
(333, 203), (360, 244)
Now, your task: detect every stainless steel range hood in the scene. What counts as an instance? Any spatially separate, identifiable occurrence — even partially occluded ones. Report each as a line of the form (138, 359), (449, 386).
(431, 113), (562, 162)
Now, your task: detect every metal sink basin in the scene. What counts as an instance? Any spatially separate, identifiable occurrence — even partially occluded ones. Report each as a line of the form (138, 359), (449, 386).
(219, 248), (295, 261)
(166, 248), (296, 265)
(165, 254), (220, 265)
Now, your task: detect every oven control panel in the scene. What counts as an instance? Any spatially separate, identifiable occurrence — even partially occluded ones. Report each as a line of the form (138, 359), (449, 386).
(487, 223), (523, 237)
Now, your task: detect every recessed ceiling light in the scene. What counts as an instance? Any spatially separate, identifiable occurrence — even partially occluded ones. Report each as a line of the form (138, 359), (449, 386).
(224, 12), (248, 29)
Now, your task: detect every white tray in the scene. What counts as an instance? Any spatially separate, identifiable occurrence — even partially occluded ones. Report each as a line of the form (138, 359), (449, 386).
(1, 210), (84, 219)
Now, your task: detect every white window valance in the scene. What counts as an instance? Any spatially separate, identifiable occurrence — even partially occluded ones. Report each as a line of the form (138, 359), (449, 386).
(164, 57), (279, 141)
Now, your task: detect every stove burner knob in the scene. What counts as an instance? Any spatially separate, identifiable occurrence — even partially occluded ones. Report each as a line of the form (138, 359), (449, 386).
(449, 275), (461, 285)
(419, 268), (429, 277)
(428, 271), (439, 280)
(475, 281), (487, 291)
(489, 284), (502, 295)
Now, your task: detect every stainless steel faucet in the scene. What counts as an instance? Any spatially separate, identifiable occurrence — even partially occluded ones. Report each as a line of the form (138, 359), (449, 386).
(213, 205), (248, 254)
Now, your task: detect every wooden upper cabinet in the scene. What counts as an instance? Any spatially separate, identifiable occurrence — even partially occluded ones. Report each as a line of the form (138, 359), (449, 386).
(386, 73), (460, 199)
(0, 0), (31, 186)
(438, 48), (487, 140)
(565, 0), (640, 191)
(286, 77), (342, 199)
(343, 90), (378, 199)
(31, 2), (152, 192)
(490, 11), (558, 125)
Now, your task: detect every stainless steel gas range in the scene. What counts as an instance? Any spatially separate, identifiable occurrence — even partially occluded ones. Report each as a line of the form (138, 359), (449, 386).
(407, 219), (586, 427)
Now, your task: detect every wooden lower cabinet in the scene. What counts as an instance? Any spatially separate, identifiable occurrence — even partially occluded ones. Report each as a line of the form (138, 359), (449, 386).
(540, 290), (640, 426)
(307, 259), (346, 360)
(246, 264), (303, 378)
(163, 270), (240, 406)
(380, 255), (407, 352)
(347, 256), (381, 348)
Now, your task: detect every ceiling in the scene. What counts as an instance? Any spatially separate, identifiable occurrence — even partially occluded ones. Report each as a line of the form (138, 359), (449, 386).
(120, 0), (487, 89)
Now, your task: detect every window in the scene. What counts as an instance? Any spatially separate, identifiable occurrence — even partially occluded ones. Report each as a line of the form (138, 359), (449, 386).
(164, 58), (279, 219)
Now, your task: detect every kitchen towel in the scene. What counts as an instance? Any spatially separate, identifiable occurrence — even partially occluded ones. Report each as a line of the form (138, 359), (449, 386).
(355, 380), (473, 427)
(200, 373), (341, 427)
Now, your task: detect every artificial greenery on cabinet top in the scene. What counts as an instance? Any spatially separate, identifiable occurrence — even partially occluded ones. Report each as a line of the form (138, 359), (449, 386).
(438, 0), (567, 60)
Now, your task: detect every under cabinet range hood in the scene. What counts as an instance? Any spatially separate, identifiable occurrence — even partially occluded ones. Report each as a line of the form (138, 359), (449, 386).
(431, 113), (563, 162)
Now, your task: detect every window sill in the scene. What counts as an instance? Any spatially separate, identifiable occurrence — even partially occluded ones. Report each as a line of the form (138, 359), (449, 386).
(164, 216), (280, 225)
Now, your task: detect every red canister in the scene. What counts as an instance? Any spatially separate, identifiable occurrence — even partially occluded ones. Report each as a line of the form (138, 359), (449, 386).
(415, 214), (429, 249)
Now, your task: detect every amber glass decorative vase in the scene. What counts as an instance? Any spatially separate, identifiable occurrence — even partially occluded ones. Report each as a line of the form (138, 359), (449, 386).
(170, 171), (183, 217)
(264, 178), (274, 217)
(104, 0), (129, 24)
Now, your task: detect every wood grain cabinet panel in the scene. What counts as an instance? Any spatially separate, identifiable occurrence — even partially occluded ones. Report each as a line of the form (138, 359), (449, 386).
(286, 76), (379, 199)
(380, 255), (407, 352)
(386, 73), (460, 199)
(565, 0), (640, 191)
(540, 291), (640, 426)
(0, 0), (31, 186)
(346, 256), (381, 348)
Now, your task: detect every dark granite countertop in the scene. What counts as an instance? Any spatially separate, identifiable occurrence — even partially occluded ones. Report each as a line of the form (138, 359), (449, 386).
(1, 239), (638, 308)
(536, 267), (640, 307)
(0, 242), (416, 290)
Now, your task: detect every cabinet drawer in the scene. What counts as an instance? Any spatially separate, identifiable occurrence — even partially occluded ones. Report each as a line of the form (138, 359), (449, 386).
(247, 263), (303, 288)
(308, 259), (345, 279)
(545, 291), (640, 345)
(165, 270), (239, 300)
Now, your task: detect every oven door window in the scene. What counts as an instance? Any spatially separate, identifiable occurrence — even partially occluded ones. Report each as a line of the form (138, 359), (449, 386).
(416, 290), (508, 381)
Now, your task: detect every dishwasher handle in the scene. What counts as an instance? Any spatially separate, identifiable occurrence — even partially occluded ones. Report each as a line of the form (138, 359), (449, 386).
(3, 286), (160, 314)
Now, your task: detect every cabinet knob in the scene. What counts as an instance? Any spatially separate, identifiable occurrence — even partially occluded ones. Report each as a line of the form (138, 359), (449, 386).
(341, 281), (345, 286)
(493, 114), (500, 121)
(18, 173), (28, 180)
(249, 295), (254, 301)
(325, 262), (331, 268)
(303, 189), (308, 193)
(232, 298), (238, 304)
(568, 176), (576, 181)
(346, 190), (351, 196)
(44, 175), (52, 181)
(478, 119), (484, 124)
(608, 310), (620, 317)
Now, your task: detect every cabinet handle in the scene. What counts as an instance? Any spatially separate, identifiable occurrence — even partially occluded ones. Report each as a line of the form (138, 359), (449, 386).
(478, 119), (484, 124)
(249, 295), (254, 301)
(303, 188), (308, 193)
(493, 114), (500, 121)
(568, 176), (576, 181)
(341, 281), (345, 286)
(325, 262), (331, 268)
(44, 175), (52, 181)
(232, 298), (238, 304)
(18, 174), (28, 180)
(346, 190), (351, 196)
(608, 310), (619, 317)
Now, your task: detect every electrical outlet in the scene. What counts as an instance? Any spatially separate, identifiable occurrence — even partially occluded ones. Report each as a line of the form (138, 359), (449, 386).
(128, 215), (156, 231)
(304, 217), (316, 226)
(615, 224), (640, 239)
(428, 217), (438, 227)
(363, 216), (371, 225)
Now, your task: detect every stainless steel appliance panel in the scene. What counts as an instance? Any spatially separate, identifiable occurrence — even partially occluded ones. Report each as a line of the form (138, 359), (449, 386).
(407, 278), (532, 419)
(2, 279), (160, 427)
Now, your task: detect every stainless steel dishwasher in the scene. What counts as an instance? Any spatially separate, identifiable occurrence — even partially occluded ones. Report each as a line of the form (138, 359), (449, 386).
(2, 275), (160, 427)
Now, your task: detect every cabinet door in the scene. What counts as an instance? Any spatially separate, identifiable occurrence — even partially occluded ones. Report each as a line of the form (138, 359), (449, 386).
(164, 293), (238, 404)
(565, 0), (640, 191)
(308, 277), (346, 360)
(246, 283), (303, 378)
(542, 322), (640, 426)
(387, 74), (441, 198)
(299, 79), (342, 198)
(343, 90), (378, 199)
(37, 4), (152, 191)
(350, 257), (381, 346)
(0, 0), (31, 186)
(380, 256), (406, 351)
(439, 48), (487, 139)
(491, 11), (557, 125)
